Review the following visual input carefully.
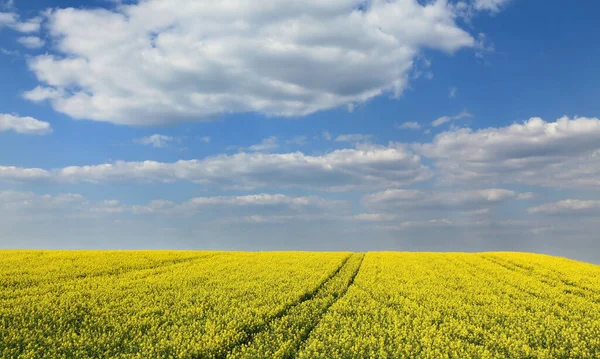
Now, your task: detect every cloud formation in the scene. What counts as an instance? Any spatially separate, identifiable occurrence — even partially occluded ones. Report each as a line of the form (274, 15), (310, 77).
(134, 134), (177, 148)
(431, 110), (473, 127)
(0, 113), (52, 135)
(0, 144), (431, 191)
(22, 0), (478, 125)
(473, 0), (511, 13)
(17, 36), (45, 49)
(415, 116), (600, 188)
(363, 188), (526, 214)
(248, 136), (279, 152)
(528, 200), (600, 215)
(396, 122), (421, 130)
(0, 190), (347, 222)
(335, 134), (373, 143)
(0, 11), (41, 32)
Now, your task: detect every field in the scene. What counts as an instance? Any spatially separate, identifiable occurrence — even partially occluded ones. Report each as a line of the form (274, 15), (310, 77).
(1, 251), (599, 358)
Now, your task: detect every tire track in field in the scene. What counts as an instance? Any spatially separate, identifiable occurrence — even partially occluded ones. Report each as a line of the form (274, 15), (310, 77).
(0, 254), (221, 302)
(290, 253), (365, 359)
(493, 255), (600, 296)
(216, 253), (357, 359)
(466, 255), (600, 314)
(478, 254), (600, 297)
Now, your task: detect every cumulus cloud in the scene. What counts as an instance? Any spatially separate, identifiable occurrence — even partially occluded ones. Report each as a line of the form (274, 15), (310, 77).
(0, 12), (41, 32)
(0, 113), (52, 135)
(21, 0), (482, 126)
(528, 200), (600, 215)
(134, 134), (177, 148)
(0, 166), (50, 182)
(17, 36), (44, 49)
(415, 116), (600, 188)
(431, 110), (473, 127)
(363, 188), (528, 214)
(0, 144), (431, 191)
(22, 86), (64, 102)
(396, 122), (421, 130)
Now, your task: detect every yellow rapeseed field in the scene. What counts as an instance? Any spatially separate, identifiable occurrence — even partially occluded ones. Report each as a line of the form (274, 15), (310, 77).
(1, 251), (599, 358)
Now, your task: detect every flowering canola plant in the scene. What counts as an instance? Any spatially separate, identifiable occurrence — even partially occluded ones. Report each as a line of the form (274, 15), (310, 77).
(1, 251), (599, 358)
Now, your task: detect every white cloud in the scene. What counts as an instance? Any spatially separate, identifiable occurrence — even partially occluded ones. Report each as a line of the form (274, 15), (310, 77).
(528, 200), (600, 215)
(431, 110), (473, 127)
(23, 0), (480, 126)
(0, 144), (431, 191)
(335, 133), (373, 143)
(0, 190), (346, 223)
(131, 193), (347, 217)
(372, 218), (455, 231)
(474, 32), (495, 58)
(0, 113), (52, 135)
(396, 122), (421, 130)
(473, 0), (510, 13)
(517, 192), (535, 200)
(350, 213), (402, 222)
(0, 12), (16, 26)
(321, 131), (332, 141)
(0, 12), (41, 32)
(248, 136), (279, 152)
(1, 47), (19, 56)
(200, 136), (211, 143)
(363, 188), (524, 213)
(134, 134), (177, 148)
(0, 190), (87, 215)
(22, 86), (63, 102)
(0, 166), (50, 182)
(415, 116), (600, 188)
(448, 86), (457, 98)
(17, 36), (45, 49)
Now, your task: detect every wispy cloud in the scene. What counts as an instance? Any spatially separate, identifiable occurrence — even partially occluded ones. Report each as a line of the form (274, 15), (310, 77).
(432, 111), (473, 127)
(396, 122), (421, 130)
(449, 87), (457, 98)
(335, 134), (373, 143)
(134, 134), (177, 148)
(248, 136), (279, 152)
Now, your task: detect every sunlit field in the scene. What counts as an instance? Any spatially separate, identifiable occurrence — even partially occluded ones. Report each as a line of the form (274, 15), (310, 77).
(1, 251), (599, 358)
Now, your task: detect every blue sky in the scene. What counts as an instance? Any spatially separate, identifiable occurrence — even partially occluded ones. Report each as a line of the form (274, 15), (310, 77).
(1, 0), (600, 262)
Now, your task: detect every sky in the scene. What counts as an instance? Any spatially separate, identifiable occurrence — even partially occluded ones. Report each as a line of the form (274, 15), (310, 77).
(1, 0), (600, 263)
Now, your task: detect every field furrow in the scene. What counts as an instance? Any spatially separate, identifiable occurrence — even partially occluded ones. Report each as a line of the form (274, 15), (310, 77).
(225, 253), (364, 359)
